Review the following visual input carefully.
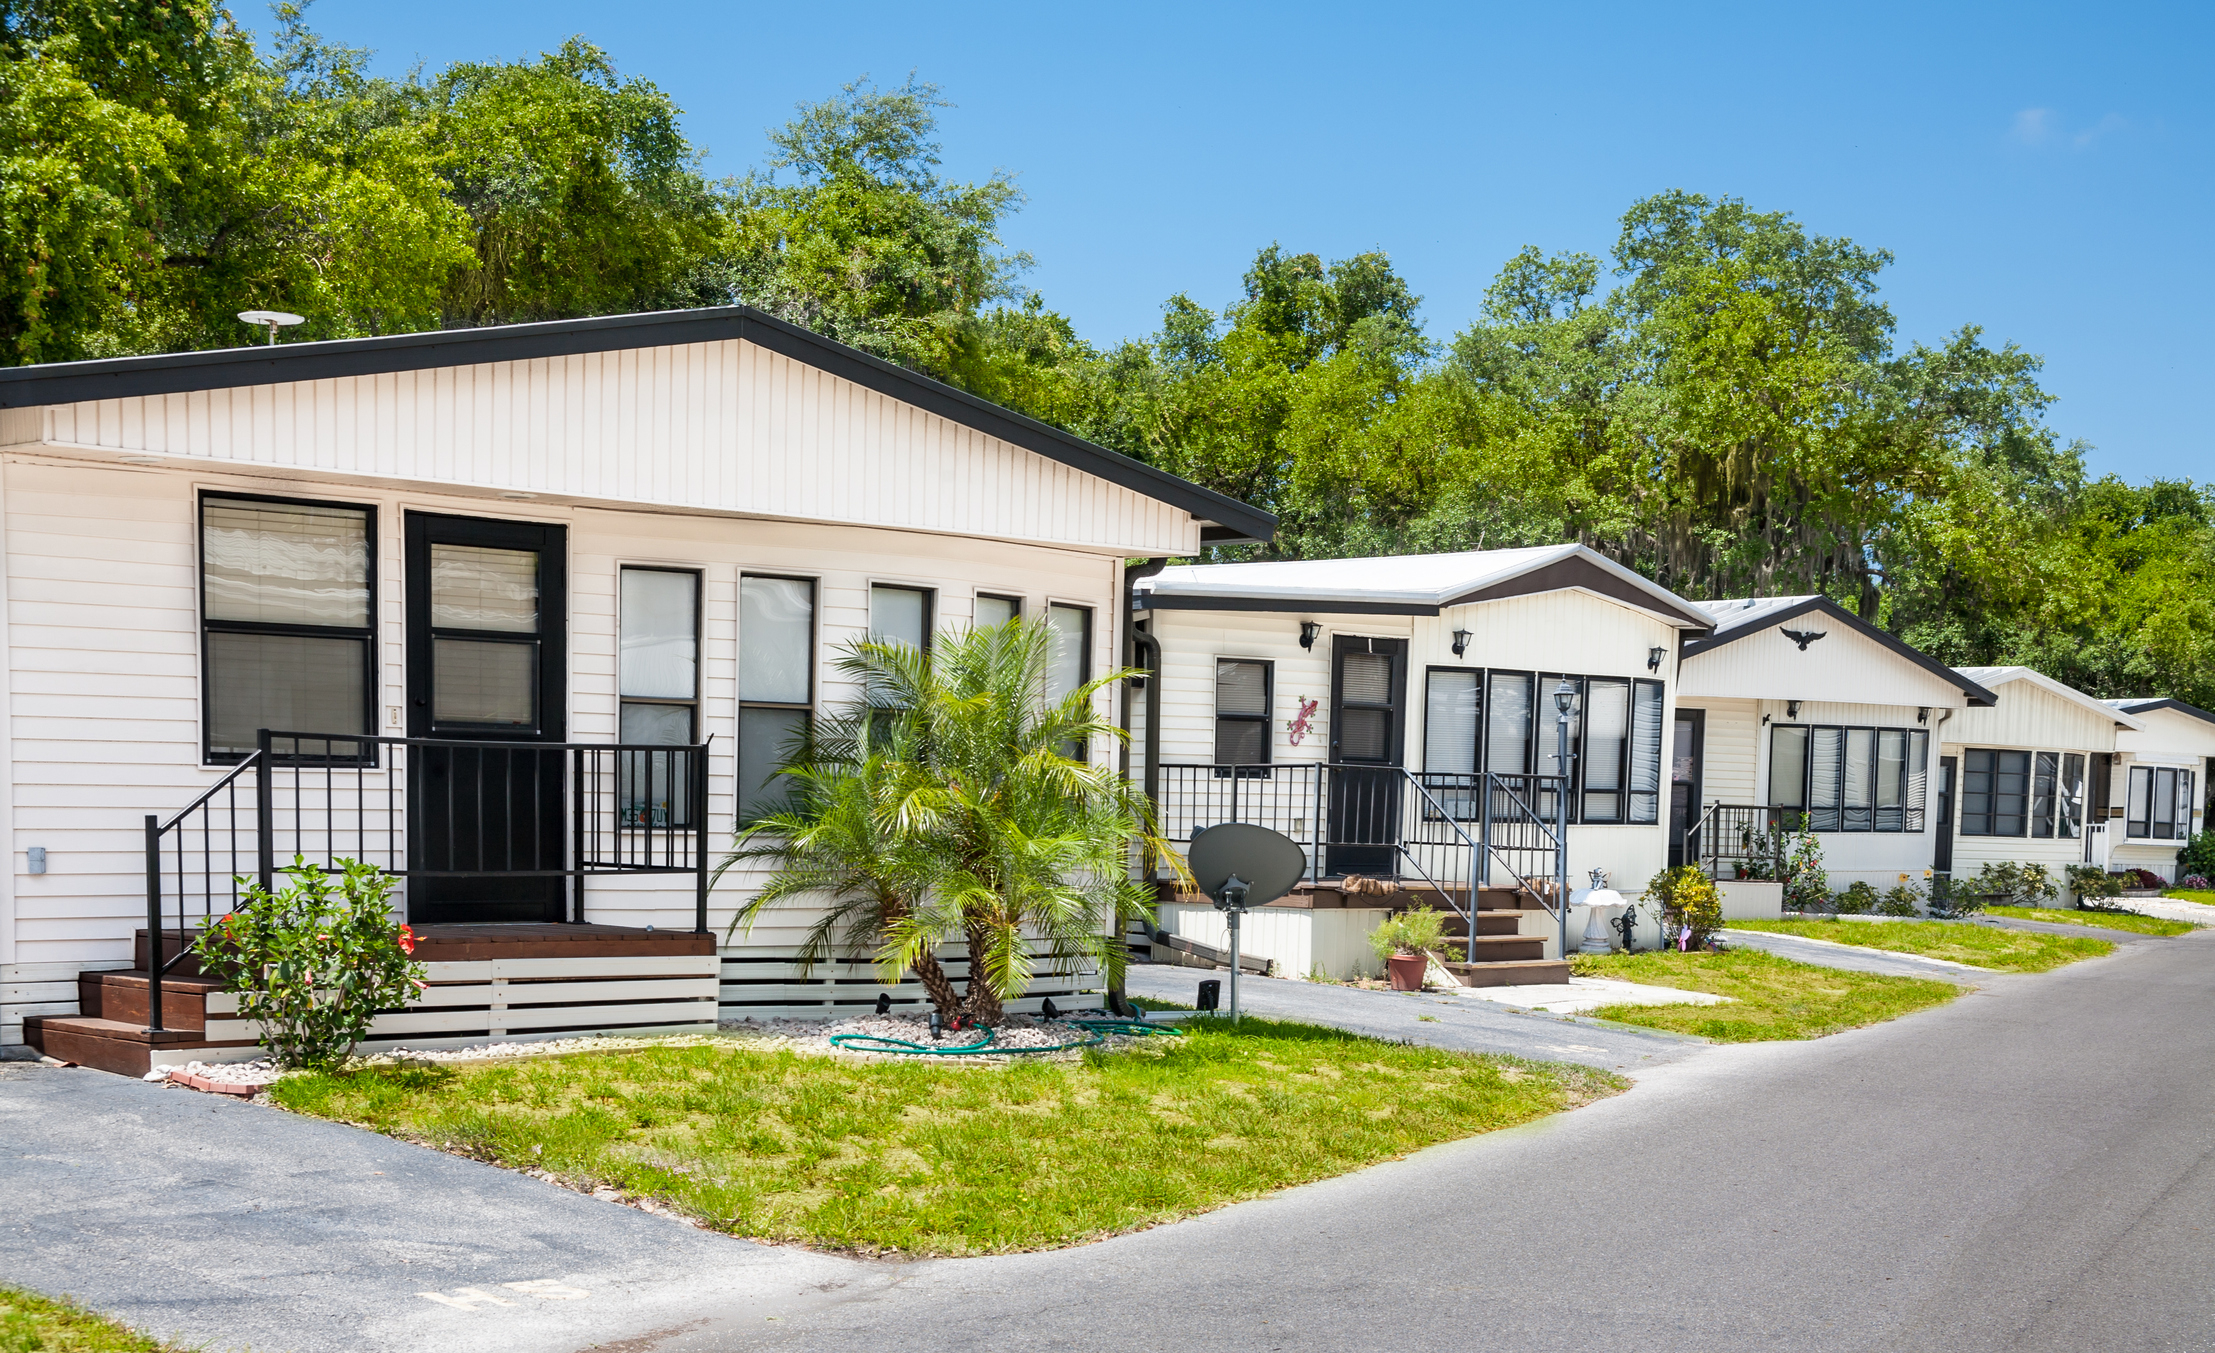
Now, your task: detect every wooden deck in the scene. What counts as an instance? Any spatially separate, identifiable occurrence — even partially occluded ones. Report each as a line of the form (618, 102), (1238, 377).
(28, 923), (721, 1076)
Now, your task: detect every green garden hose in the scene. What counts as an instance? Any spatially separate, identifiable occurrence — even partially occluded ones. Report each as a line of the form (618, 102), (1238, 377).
(826, 1016), (1183, 1057)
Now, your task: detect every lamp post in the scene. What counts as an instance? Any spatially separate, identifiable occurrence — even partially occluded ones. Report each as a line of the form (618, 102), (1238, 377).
(1552, 678), (1577, 960)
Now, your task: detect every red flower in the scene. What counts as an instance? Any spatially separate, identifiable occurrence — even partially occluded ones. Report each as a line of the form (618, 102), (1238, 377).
(396, 923), (416, 956)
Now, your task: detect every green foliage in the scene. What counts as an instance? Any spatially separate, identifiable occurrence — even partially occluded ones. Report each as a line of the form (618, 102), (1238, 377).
(192, 856), (423, 1070)
(2066, 862), (2126, 907)
(1781, 829), (1829, 913)
(269, 1023), (1624, 1256)
(1368, 905), (1448, 961)
(1877, 875), (1924, 917)
(1982, 905), (2196, 937)
(1642, 864), (1723, 947)
(1964, 860), (2058, 911)
(1569, 948), (1958, 1041)
(0, 1283), (189, 1352)
(2178, 831), (2215, 883)
(1834, 880), (1881, 915)
(1731, 918), (2110, 972)
(726, 619), (1173, 1025)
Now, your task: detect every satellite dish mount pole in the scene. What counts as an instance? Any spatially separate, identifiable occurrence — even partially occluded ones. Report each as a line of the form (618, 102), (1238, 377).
(1217, 873), (1251, 1020)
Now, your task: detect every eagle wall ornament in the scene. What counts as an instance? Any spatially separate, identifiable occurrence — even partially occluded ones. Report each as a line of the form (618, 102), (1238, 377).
(1781, 628), (1827, 651)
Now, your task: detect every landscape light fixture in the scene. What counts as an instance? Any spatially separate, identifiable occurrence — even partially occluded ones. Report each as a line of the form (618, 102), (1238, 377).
(1451, 628), (1472, 658)
(1553, 678), (1578, 717)
(237, 309), (304, 345)
(1298, 621), (1321, 650)
(1648, 646), (1667, 672)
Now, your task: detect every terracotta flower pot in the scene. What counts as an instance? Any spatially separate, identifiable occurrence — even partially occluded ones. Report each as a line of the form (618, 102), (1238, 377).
(1387, 953), (1429, 991)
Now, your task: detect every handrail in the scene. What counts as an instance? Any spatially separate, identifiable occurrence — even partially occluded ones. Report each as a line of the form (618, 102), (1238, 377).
(1393, 771), (1486, 945)
(144, 751), (266, 1036)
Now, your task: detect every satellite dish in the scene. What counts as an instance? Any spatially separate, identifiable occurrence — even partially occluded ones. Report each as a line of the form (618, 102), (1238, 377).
(1186, 823), (1307, 910)
(237, 310), (305, 346)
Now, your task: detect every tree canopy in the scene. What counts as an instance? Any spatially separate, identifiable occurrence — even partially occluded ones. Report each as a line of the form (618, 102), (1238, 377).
(1, 3), (2204, 706)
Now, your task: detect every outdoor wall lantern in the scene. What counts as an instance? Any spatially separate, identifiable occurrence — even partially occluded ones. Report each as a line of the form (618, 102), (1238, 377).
(1451, 628), (1473, 658)
(1647, 645), (1667, 672)
(1298, 621), (1322, 650)
(1917, 707), (1930, 725)
(1786, 700), (1802, 720)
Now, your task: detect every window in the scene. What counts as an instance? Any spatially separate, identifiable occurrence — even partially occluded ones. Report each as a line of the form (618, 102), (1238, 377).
(1579, 678), (1628, 822)
(1044, 603), (1091, 759)
(1214, 659), (1272, 772)
(974, 593), (1021, 628)
(740, 575), (815, 819)
(1424, 669), (1480, 776)
(616, 568), (698, 827)
(2030, 752), (2058, 839)
(1776, 725), (1930, 833)
(2128, 765), (2194, 840)
(1962, 748), (2031, 836)
(1485, 671), (1534, 777)
(2060, 754), (2085, 839)
(869, 584), (932, 649)
(1627, 679), (1665, 825)
(201, 494), (375, 762)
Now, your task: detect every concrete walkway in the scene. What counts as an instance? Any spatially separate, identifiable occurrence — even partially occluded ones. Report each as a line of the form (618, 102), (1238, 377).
(1123, 964), (1707, 1072)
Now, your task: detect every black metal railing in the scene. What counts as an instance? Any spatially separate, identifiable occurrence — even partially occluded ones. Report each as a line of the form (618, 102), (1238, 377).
(1156, 762), (1570, 945)
(140, 728), (711, 1033)
(1683, 803), (1800, 880)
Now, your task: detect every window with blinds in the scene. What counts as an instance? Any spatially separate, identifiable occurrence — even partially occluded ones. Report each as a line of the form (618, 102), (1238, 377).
(1423, 670), (1480, 775)
(1580, 678), (1628, 821)
(1337, 651), (1396, 761)
(2060, 754), (2085, 839)
(1420, 668), (1664, 825)
(1773, 724), (1930, 833)
(2128, 765), (2193, 840)
(1214, 659), (1273, 775)
(618, 567), (699, 827)
(740, 575), (815, 819)
(201, 494), (375, 762)
(2030, 752), (2059, 839)
(1486, 671), (1533, 777)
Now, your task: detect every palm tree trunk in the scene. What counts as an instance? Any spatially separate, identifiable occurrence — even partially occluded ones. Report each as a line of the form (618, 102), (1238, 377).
(959, 917), (1008, 1026)
(911, 949), (962, 1021)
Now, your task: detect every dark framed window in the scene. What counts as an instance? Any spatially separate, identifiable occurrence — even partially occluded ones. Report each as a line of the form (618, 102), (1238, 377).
(869, 583), (933, 650)
(2128, 765), (2193, 840)
(2030, 752), (2058, 839)
(1627, 679), (1666, 825)
(2060, 753), (2085, 839)
(1961, 748), (2030, 836)
(740, 574), (816, 820)
(617, 567), (700, 827)
(974, 593), (1022, 628)
(1424, 668), (1480, 776)
(1579, 677), (1628, 822)
(1774, 725), (1929, 833)
(1046, 603), (1093, 760)
(1485, 670), (1535, 777)
(1214, 659), (1273, 774)
(1419, 668), (1665, 825)
(200, 493), (376, 763)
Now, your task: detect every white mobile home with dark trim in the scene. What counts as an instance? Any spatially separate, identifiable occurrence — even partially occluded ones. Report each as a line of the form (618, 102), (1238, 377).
(1942, 667), (2139, 892)
(2104, 698), (2214, 882)
(0, 307), (1273, 1069)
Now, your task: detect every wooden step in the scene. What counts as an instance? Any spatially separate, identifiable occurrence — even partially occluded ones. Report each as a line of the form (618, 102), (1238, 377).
(1454, 935), (1548, 962)
(1435, 910), (1535, 938)
(23, 1015), (252, 1077)
(79, 971), (223, 1031)
(1442, 959), (1572, 988)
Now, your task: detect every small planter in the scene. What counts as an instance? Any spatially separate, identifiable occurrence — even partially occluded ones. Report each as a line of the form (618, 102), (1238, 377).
(1386, 953), (1428, 991)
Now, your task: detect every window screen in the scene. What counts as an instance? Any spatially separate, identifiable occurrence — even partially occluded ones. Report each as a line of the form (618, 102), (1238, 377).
(1486, 672), (1533, 777)
(1875, 730), (1905, 832)
(201, 495), (375, 761)
(1424, 670), (1479, 776)
(1808, 728), (1845, 832)
(1214, 659), (1272, 770)
(740, 575), (815, 819)
(1770, 726), (1809, 810)
(1580, 678), (1629, 822)
(1046, 604), (1092, 760)
(618, 568), (699, 828)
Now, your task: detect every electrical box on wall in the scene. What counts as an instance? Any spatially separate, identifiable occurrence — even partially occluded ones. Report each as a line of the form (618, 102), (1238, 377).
(26, 847), (46, 875)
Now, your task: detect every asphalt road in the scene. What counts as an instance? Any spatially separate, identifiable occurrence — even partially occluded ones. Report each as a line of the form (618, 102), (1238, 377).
(8, 929), (2213, 1352)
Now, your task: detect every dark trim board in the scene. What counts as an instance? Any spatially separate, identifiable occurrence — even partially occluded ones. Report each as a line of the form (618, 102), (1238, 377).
(0, 305), (1277, 546)
(1682, 595), (1997, 706)
(1134, 595), (1442, 616)
(1438, 556), (1713, 628)
(2113, 697), (2215, 727)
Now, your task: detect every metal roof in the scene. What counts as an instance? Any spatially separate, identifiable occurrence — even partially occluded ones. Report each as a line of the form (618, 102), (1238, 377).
(0, 305), (1276, 546)
(1957, 666), (2145, 728)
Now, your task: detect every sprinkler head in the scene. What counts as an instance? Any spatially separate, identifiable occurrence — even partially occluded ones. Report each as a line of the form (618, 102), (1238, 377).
(928, 1011), (943, 1041)
(875, 992), (891, 1016)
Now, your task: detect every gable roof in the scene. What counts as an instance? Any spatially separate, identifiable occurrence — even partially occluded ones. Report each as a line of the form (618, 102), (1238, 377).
(1132, 543), (1714, 627)
(0, 305), (1276, 546)
(1956, 666), (2144, 729)
(2109, 697), (2215, 728)
(1683, 595), (1997, 706)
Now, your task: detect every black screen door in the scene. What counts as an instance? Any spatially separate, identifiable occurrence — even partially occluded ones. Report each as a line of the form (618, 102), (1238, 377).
(1933, 755), (1957, 874)
(1328, 635), (1406, 876)
(405, 513), (568, 923)
(1668, 709), (1706, 868)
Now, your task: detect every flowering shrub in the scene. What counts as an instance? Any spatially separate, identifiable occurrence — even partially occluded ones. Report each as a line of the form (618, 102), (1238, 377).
(2182, 875), (2212, 891)
(1878, 874), (1924, 917)
(193, 856), (424, 1070)
(1643, 866), (1723, 949)
(1780, 830), (1828, 914)
(2066, 863), (2125, 909)
(1961, 861), (2056, 913)
(2178, 831), (2215, 883)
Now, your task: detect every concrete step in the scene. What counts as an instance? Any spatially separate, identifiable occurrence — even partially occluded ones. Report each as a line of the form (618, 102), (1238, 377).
(1442, 958), (1572, 988)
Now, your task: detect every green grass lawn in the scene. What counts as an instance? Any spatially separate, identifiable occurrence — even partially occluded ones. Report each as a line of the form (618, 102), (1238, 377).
(0, 1286), (187, 1352)
(1730, 918), (2113, 972)
(269, 1021), (1623, 1256)
(1568, 950), (1959, 1041)
(1983, 905), (2199, 936)
(2167, 889), (2215, 905)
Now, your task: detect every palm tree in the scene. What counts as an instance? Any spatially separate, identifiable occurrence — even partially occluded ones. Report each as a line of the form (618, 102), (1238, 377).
(724, 618), (1179, 1025)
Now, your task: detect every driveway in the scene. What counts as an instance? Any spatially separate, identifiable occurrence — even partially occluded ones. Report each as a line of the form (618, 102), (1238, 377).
(1719, 925), (1993, 979)
(9, 931), (2212, 1352)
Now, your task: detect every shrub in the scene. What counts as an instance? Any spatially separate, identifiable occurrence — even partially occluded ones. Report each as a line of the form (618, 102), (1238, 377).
(2182, 875), (2212, 891)
(1962, 861), (2057, 912)
(1877, 874), (1924, 917)
(2066, 863), (2125, 910)
(2179, 830), (2215, 882)
(1369, 906), (1448, 962)
(1834, 880), (1880, 915)
(2120, 867), (2166, 890)
(1643, 866), (1723, 949)
(194, 857), (424, 1071)
(1780, 830), (1828, 914)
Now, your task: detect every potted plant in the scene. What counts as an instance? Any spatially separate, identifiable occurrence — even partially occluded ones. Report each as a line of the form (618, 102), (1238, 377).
(1369, 906), (1448, 991)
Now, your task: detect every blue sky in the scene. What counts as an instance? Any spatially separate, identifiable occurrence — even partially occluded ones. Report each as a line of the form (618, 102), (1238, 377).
(291, 0), (2210, 483)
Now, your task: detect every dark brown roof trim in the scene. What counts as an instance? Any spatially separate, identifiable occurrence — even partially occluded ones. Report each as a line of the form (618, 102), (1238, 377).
(0, 305), (1277, 545)
(1683, 596), (1997, 706)
(1133, 594), (1439, 616)
(1439, 555), (1714, 628)
(2114, 697), (2215, 728)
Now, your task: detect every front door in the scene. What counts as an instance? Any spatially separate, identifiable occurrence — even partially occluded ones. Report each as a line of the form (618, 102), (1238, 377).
(1668, 709), (1706, 868)
(1933, 755), (1957, 874)
(405, 513), (568, 923)
(1327, 635), (1406, 876)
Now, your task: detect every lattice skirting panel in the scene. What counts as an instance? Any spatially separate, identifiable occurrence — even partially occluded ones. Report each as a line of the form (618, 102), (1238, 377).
(718, 946), (1104, 1022)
